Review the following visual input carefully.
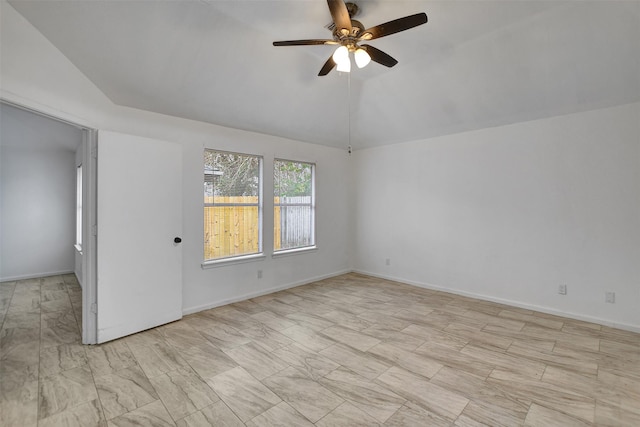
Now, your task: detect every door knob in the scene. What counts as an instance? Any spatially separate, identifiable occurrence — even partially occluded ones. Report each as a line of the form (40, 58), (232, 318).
(174, 237), (182, 243)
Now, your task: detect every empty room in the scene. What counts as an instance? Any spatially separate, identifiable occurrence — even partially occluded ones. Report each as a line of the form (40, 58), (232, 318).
(1, 1), (638, 426)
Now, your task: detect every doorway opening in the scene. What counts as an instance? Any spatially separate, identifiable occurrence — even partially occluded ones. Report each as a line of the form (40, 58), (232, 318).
(0, 100), (98, 344)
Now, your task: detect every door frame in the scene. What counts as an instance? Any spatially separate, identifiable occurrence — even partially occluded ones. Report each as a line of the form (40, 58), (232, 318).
(81, 128), (98, 344)
(0, 99), (98, 344)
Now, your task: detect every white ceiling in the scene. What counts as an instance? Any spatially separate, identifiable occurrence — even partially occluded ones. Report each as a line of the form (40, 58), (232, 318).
(8, 0), (640, 150)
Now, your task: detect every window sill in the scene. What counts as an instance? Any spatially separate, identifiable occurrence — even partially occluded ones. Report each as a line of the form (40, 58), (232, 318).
(272, 246), (317, 258)
(202, 253), (266, 269)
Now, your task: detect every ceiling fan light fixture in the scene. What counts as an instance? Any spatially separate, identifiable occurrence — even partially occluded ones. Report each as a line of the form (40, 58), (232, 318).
(336, 56), (351, 73)
(332, 45), (349, 63)
(354, 48), (371, 68)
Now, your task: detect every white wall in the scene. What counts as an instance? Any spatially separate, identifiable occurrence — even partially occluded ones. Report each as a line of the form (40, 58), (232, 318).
(0, 105), (81, 281)
(182, 134), (350, 313)
(4, 0), (638, 332)
(353, 102), (640, 331)
(1, 1), (350, 315)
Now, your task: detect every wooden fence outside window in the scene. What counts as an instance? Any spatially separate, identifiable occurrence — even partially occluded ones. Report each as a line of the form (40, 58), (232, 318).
(204, 196), (312, 260)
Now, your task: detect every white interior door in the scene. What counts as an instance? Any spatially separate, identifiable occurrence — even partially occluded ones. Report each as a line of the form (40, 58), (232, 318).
(96, 130), (182, 343)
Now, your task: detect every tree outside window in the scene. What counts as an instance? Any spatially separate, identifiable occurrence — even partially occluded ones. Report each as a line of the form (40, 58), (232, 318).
(274, 160), (315, 251)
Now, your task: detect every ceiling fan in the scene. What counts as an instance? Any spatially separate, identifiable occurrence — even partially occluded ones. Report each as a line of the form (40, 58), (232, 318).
(273, 0), (427, 76)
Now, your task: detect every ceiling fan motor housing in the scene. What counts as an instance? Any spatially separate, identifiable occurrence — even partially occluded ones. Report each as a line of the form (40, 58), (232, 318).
(333, 19), (365, 42)
(345, 2), (360, 18)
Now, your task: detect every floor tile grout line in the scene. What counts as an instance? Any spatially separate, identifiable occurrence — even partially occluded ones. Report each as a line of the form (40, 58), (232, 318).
(35, 275), (91, 425)
(137, 324), (240, 424)
(126, 333), (215, 425)
(87, 320), (107, 424)
(6, 273), (640, 426)
(0, 281), (17, 332)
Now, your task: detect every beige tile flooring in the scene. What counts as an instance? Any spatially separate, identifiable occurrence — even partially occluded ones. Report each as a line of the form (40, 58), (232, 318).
(1, 273), (639, 426)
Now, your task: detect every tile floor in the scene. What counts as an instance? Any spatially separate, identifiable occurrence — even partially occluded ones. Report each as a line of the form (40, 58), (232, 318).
(1, 273), (639, 426)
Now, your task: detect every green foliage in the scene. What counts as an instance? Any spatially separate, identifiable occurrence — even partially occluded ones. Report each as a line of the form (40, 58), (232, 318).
(274, 160), (312, 197)
(204, 150), (260, 197)
(203, 152), (312, 198)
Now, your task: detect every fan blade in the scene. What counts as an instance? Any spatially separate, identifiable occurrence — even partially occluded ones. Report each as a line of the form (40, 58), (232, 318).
(318, 55), (337, 76)
(273, 39), (337, 46)
(361, 45), (398, 68)
(327, 0), (352, 35)
(359, 13), (427, 41)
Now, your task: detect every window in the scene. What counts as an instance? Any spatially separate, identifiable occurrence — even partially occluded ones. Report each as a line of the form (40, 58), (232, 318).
(204, 150), (262, 261)
(274, 159), (315, 252)
(75, 165), (82, 251)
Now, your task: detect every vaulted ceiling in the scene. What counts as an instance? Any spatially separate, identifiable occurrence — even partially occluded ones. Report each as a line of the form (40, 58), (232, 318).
(8, 0), (640, 149)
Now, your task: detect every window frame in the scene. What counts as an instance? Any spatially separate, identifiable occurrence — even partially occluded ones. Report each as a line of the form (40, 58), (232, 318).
(202, 149), (264, 267)
(273, 158), (316, 255)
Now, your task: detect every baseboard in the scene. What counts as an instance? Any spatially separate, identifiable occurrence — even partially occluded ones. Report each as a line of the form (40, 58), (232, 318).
(182, 269), (351, 316)
(0, 270), (75, 283)
(353, 269), (640, 334)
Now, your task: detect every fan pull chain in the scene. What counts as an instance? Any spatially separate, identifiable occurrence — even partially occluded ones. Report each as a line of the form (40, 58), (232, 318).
(347, 70), (352, 155)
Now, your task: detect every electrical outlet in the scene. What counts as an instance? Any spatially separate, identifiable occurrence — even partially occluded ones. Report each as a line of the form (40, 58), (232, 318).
(385, 258), (391, 266)
(558, 284), (567, 295)
(605, 292), (615, 303)
(257, 270), (263, 279)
